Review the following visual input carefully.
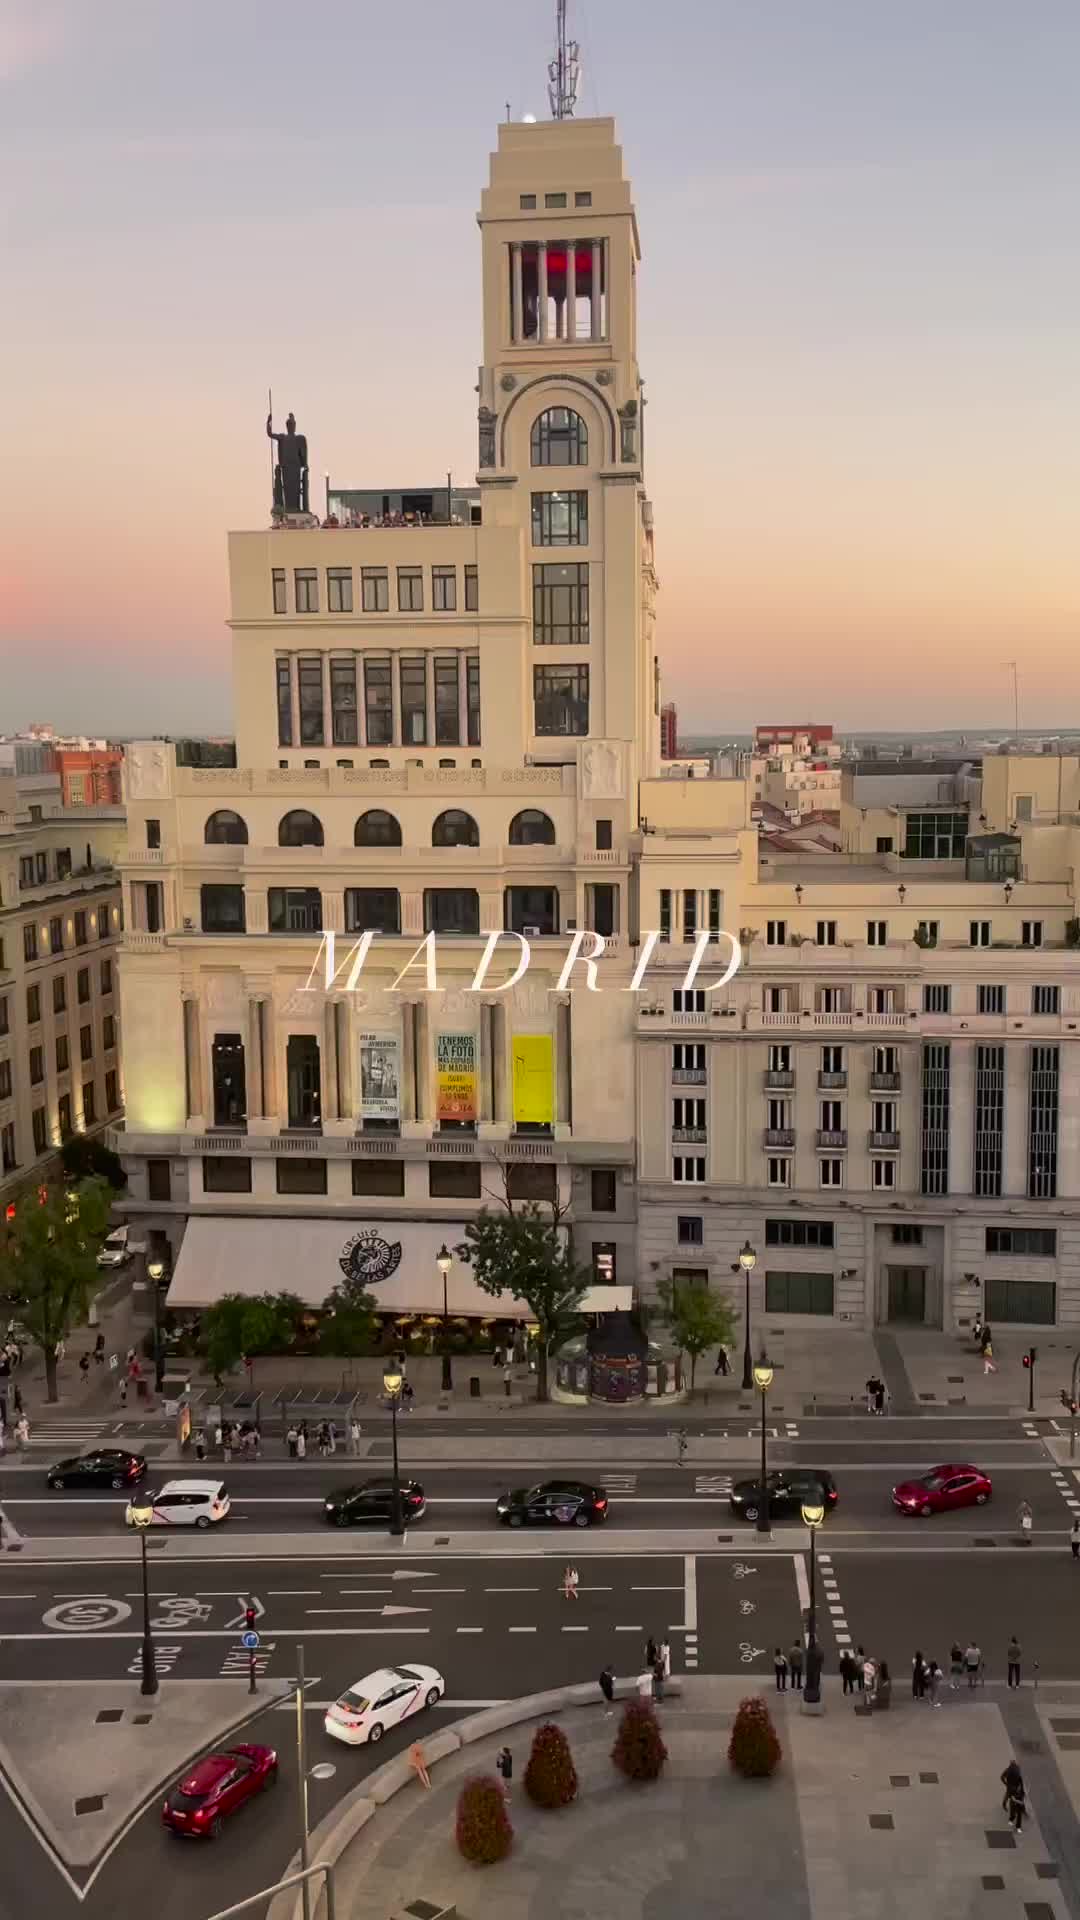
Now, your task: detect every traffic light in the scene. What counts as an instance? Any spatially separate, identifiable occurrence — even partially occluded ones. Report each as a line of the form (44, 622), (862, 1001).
(1022, 1347), (1037, 1369)
(245, 1604), (257, 1633)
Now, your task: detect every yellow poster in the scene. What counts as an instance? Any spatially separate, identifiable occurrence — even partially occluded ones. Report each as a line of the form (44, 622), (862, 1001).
(436, 1032), (477, 1123)
(512, 1034), (554, 1126)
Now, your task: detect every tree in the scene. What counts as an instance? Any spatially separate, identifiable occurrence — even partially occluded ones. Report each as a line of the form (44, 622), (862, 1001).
(0, 1177), (112, 1401)
(728, 1696), (782, 1779)
(202, 1291), (303, 1385)
(455, 1774), (513, 1864)
(611, 1700), (668, 1782)
(317, 1275), (380, 1357)
(524, 1721), (578, 1808)
(456, 1176), (589, 1402)
(656, 1278), (736, 1391)
(60, 1134), (127, 1190)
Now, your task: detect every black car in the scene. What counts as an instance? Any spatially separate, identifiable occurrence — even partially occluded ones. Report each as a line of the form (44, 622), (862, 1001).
(323, 1479), (426, 1526)
(729, 1468), (838, 1524)
(495, 1479), (609, 1528)
(47, 1449), (147, 1491)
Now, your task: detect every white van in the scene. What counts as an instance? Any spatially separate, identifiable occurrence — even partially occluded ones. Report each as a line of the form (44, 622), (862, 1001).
(97, 1226), (131, 1269)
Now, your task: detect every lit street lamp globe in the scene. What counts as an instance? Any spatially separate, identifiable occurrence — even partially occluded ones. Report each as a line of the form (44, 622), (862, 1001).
(129, 1497), (154, 1531)
(382, 1365), (403, 1399)
(801, 1499), (825, 1530)
(752, 1355), (774, 1393)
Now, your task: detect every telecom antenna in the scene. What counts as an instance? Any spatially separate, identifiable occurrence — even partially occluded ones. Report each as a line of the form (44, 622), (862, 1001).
(548, 0), (581, 120)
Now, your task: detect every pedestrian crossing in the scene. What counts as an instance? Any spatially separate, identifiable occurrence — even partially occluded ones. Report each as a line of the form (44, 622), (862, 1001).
(603, 1473), (638, 1493)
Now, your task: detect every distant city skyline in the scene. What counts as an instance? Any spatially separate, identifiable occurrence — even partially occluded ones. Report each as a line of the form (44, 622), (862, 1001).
(4, 0), (1078, 735)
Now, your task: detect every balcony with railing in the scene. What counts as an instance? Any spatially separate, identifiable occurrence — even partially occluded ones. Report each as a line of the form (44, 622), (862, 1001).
(671, 1068), (707, 1084)
(764, 1069), (795, 1088)
(672, 1126), (708, 1143)
(816, 1129), (848, 1149)
(764, 1128), (796, 1148)
(818, 1070), (847, 1089)
(868, 1130), (900, 1150)
(869, 1070), (902, 1089)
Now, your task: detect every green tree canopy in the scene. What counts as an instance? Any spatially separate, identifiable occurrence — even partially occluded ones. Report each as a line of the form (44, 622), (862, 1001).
(202, 1291), (304, 1384)
(656, 1278), (736, 1390)
(60, 1134), (127, 1190)
(0, 1177), (112, 1401)
(318, 1275), (380, 1358)
(456, 1202), (589, 1402)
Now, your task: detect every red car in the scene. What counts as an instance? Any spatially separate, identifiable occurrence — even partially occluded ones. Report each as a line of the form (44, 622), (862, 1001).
(162, 1744), (277, 1839)
(892, 1463), (992, 1517)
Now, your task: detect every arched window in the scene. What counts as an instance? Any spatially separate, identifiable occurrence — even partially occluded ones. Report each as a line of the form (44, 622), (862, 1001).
(278, 809), (324, 848)
(508, 809), (556, 846)
(354, 809), (402, 847)
(204, 809), (248, 845)
(531, 406), (588, 467)
(432, 809), (479, 848)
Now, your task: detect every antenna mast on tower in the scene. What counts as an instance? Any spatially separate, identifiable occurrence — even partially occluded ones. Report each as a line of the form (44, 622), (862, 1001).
(548, 0), (581, 120)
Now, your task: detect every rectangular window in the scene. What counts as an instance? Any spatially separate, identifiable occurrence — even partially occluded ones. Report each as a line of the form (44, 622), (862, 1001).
(544, 191), (567, 207)
(351, 1157), (405, 1197)
(199, 884), (245, 936)
(276, 1157), (328, 1195)
(821, 1044), (843, 1074)
(767, 1157), (791, 1187)
(872, 1158), (896, 1189)
(27, 984), (41, 1025)
(659, 890), (672, 943)
(819, 1099), (842, 1131)
(52, 975), (66, 1014)
(211, 1033), (246, 1128)
(345, 888), (400, 934)
(707, 889), (722, 939)
(534, 663), (589, 735)
(364, 658), (393, 745)
(399, 657), (427, 745)
(673, 989), (706, 1013)
(816, 920), (837, 946)
(294, 568), (318, 613)
(432, 566), (457, 611)
(359, 567), (389, 613)
(29, 1045), (44, 1085)
(330, 657), (358, 745)
(974, 1043), (1004, 1198)
(983, 1278), (1056, 1325)
(0, 1060), (10, 1101)
(903, 810), (967, 859)
(466, 656), (481, 744)
(105, 1069), (119, 1111)
(56, 848), (71, 879)
(985, 1226), (1057, 1256)
(434, 657), (460, 745)
(768, 1044), (792, 1073)
(464, 565), (479, 612)
(531, 491), (589, 546)
(35, 851), (47, 883)
(508, 1162), (557, 1204)
(58, 1093), (71, 1138)
(977, 984), (1005, 1015)
(272, 567), (287, 614)
(101, 959), (113, 996)
(672, 1097), (706, 1130)
(145, 1157), (171, 1201)
(81, 1080), (96, 1125)
(505, 885), (559, 936)
(765, 1271), (834, 1315)
(32, 1107), (48, 1154)
(532, 561), (589, 645)
(202, 1154), (253, 1194)
(590, 1169), (617, 1212)
(923, 984), (951, 1014)
(19, 856), (34, 889)
(767, 1097), (791, 1131)
(1033, 985), (1060, 1015)
(672, 1156), (706, 1183)
(920, 1041), (950, 1196)
(970, 920), (991, 947)
(146, 819), (161, 851)
(80, 1023), (93, 1061)
(23, 924), (37, 962)
(672, 1043), (706, 1074)
(74, 910), (87, 948)
(285, 1034), (321, 1129)
(429, 1160), (482, 1199)
(766, 1219), (834, 1248)
(276, 658), (293, 745)
(592, 1241), (617, 1282)
(819, 1157), (843, 1188)
(1029, 1043), (1059, 1199)
(519, 193), (536, 209)
(77, 967), (90, 1004)
(596, 818), (613, 851)
(1022, 921), (1043, 948)
(424, 888), (480, 936)
(297, 656), (324, 746)
(682, 891), (698, 943)
(766, 920), (786, 946)
(1, 1123), (15, 1174)
(268, 888), (322, 933)
(871, 1099), (897, 1134)
(917, 921), (939, 946)
(56, 1034), (69, 1072)
(892, 1224), (923, 1245)
(867, 920), (887, 946)
(327, 566), (353, 613)
(48, 916), (63, 954)
(815, 987), (849, 1014)
(397, 567), (423, 612)
(677, 1216), (704, 1245)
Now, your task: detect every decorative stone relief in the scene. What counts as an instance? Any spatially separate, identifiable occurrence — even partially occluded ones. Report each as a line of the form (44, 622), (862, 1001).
(268, 768), (329, 786)
(126, 743), (171, 800)
(203, 973), (246, 1017)
(595, 369), (613, 386)
(581, 741), (624, 800)
(500, 373), (517, 391)
(496, 767), (565, 788)
(435, 989), (478, 1025)
(510, 977), (554, 1023)
(277, 982), (321, 1018)
(341, 769), (408, 788)
(478, 406), (497, 469)
(190, 768), (248, 788)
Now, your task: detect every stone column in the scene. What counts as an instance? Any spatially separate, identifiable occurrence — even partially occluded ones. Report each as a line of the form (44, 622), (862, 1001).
(336, 1002), (354, 1121)
(511, 242), (524, 342)
(247, 997), (264, 1119)
(323, 997), (339, 1121)
(538, 242), (549, 342)
(262, 1003), (280, 1123)
(183, 995), (204, 1123)
(425, 654), (437, 750)
(390, 652), (402, 748)
(457, 651), (469, 747)
(556, 1000), (572, 1126)
(479, 1002), (493, 1123)
(356, 655), (367, 747)
(566, 239), (576, 341)
(288, 654), (301, 750)
(591, 241), (602, 340)
(414, 1001), (428, 1123)
(401, 1003), (416, 1123)
(321, 651), (332, 749)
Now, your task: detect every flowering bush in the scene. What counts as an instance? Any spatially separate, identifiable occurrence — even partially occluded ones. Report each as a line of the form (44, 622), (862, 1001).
(524, 1721), (578, 1808)
(728, 1696), (782, 1778)
(455, 1774), (513, 1864)
(611, 1700), (668, 1782)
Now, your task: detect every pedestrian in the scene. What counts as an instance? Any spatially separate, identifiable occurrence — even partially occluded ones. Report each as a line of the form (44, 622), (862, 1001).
(1017, 1500), (1033, 1539)
(286, 1425), (298, 1459)
(12, 1382), (23, 1417)
(653, 1655), (665, 1701)
(855, 1645), (867, 1691)
(349, 1418), (361, 1456)
(862, 1652), (877, 1697)
(1007, 1636), (1022, 1689)
(599, 1664), (615, 1715)
(774, 1646), (788, 1691)
(317, 1422), (329, 1458)
(495, 1745), (513, 1798)
(79, 1353), (90, 1385)
(839, 1648), (856, 1695)
(1072, 1519), (1080, 1561)
(645, 1634), (658, 1670)
(675, 1429), (688, 1467)
(408, 1742), (431, 1791)
(94, 1332), (105, 1366)
(789, 1639), (804, 1691)
(949, 1642), (964, 1690)
(222, 1423), (233, 1463)
(927, 1660), (943, 1707)
(194, 1426), (207, 1462)
(972, 1310), (984, 1348)
(637, 1667), (654, 1701)
(296, 1426), (307, 1460)
(14, 1413), (29, 1452)
(714, 1345), (729, 1377)
(865, 1376), (878, 1415)
(659, 1637), (671, 1685)
(119, 1376), (128, 1408)
(875, 1661), (892, 1710)
(874, 1379), (887, 1416)
(912, 1650), (927, 1700)
(979, 1322), (993, 1356)
(492, 1342), (502, 1369)
(503, 1362), (512, 1397)
(252, 1426), (262, 1461)
(327, 1420), (337, 1456)
(983, 1337), (997, 1375)
(563, 1564), (579, 1601)
(1001, 1758), (1024, 1815)
(964, 1640), (982, 1688)
(1008, 1776), (1026, 1836)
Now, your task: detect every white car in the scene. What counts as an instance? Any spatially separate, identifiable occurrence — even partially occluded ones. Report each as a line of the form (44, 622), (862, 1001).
(324, 1664), (445, 1747)
(97, 1227), (132, 1269)
(125, 1479), (230, 1530)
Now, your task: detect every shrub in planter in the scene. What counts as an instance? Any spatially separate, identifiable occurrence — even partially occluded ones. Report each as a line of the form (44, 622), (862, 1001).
(524, 1721), (578, 1808)
(611, 1699), (668, 1782)
(455, 1774), (513, 1865)
(728, 1696), (782, 1779)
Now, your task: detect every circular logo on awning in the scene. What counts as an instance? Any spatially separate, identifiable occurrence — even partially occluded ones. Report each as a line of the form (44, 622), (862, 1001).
(339, 1229), (403, 1287)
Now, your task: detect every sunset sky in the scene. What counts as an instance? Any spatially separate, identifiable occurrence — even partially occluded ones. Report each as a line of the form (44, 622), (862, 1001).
(3, 0), (1078, 737)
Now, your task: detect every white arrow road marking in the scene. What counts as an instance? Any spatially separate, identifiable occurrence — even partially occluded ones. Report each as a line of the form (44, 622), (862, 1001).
(305, 1604), (431, 1617)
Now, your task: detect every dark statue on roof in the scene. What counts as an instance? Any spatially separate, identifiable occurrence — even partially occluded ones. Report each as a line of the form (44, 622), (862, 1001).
(267, 410), (309, 515)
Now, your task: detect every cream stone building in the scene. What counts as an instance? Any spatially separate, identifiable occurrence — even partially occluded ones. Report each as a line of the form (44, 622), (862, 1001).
(112, 116), (657, 1316)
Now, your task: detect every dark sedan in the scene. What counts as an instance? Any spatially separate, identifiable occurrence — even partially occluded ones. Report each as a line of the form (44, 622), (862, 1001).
(323, 1479), (426, 1526)
(47, 1449), (146, 1491)
(162, 1744), (277, 1839)
(729, 1468), (839, 1524)
(495, 1479), (609, 1528)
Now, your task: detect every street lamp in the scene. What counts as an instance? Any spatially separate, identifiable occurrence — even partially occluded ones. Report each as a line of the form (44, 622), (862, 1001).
(383, 1362), (405, 1537)
(752, 1350), (773, 1537)
(437, 1243), (453, 1393)
(129, 1495), (158, 1696)
(801, 1497), (825, 1706)
(739, 1240), (757, 1390)
(147, 1255), (166, 1393)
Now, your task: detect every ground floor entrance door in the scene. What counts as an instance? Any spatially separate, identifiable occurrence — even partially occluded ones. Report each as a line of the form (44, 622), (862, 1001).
(887, 1266), (927, 1322)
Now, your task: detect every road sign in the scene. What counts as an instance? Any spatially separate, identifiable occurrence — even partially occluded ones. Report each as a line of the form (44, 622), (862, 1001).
(241, 1630), (260, 1650)
(43, 1597), (132, 1632)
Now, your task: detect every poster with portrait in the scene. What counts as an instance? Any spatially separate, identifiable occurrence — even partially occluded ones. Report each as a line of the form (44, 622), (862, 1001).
(359, 1033), (400, 1121)
(511, 1033), (554, 1127)
(436, 1032), (477, 1124)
